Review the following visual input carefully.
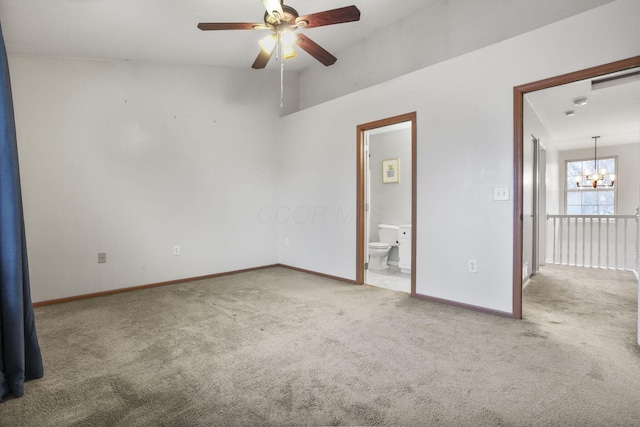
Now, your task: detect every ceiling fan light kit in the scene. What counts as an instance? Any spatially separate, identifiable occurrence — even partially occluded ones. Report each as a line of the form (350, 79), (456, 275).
(263, 0), (285, 20)
(198, 1), (360, 69)
(197, 1), (360, 107)
(259, 34), (275, 54)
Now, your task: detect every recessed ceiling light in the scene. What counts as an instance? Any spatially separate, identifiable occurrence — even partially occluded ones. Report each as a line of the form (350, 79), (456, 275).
(573, 97), (588, 106)
(565, 110), (576, 117)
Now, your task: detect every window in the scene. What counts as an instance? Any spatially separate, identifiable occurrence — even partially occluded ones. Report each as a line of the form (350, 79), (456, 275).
(565, 157), (616, 215)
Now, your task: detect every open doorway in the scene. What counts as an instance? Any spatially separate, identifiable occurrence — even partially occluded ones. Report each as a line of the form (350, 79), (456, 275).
(357, 112), (417, 295)
(513, 56), (640, 320)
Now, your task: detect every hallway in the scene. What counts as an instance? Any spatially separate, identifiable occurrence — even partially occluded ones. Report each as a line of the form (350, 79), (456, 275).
(523, 265), (638, 353)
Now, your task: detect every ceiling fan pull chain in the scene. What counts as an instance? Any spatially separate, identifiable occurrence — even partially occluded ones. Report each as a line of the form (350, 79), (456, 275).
(280, 50), (285, 108)
(278, 30), (284, 108)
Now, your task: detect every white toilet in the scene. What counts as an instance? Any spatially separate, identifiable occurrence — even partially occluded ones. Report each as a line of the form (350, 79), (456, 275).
(368, 224), (399, 270)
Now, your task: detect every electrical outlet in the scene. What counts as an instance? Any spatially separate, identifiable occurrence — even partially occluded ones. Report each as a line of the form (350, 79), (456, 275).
(468, 259), (478, 273)
(98, 252), (107, 264)
(173, 245), (181, 256)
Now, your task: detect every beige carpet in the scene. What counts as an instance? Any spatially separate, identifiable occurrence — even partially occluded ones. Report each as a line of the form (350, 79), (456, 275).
(1, 265), (638, 426)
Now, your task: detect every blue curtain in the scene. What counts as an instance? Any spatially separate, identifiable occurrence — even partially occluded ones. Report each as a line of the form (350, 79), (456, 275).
(0, 20), (43, 402)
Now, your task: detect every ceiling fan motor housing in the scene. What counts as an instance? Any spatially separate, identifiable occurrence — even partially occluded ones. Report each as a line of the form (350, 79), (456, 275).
(264, 5), (306, 29)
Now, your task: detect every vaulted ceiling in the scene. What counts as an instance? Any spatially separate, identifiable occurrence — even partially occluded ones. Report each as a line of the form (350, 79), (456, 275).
(0, 0), (438, 71)
(1, 0), (636, 150)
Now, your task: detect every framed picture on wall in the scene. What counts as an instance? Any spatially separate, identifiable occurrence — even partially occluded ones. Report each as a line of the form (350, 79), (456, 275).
(382, 158), (399, 183)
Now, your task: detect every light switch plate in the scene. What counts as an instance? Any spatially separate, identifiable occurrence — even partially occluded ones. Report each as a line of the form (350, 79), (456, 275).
(493, 187), (510, 201)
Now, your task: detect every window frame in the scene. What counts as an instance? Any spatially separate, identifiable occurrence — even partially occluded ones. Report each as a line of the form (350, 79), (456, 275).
(564, 155), (618, 215)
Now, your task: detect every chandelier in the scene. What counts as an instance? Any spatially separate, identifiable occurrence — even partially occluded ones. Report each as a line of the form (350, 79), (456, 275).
(575, 136), (615, 189)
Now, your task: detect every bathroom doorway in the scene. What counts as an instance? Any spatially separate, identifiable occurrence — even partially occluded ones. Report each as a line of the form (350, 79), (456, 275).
(356, 112), (417, 295)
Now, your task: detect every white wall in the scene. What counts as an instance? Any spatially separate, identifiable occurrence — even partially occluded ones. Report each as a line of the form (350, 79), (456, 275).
(10, 1), (639, 314)
(298, 0), (613, 110)
(10, 55), (296, 302)
(523, 98), (561, 266)
(544, 148), (561, 258)
(278, 0), (640, 314)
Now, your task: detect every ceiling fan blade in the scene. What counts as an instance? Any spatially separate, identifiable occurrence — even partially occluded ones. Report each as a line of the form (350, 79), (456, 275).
(198, 22), (264, 31)
(252, 49), (274, 69)
(295, 34), (337, 66)
(296, 6), (360, 29)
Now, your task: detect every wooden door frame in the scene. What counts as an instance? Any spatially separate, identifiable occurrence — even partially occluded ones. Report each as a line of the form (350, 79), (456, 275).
(357, 112), (417, 296)
(512, 55), (640, 319)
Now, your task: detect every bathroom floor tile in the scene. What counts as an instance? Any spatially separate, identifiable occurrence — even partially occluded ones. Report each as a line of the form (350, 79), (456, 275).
(366, 268), (411, 293)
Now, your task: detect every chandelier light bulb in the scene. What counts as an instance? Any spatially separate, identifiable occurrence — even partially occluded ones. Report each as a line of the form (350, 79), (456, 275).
(259, 34), (277, 53)
(283, 45), (297, 59)
(263, 0), (284, 19)
(280, 30), (297, 48)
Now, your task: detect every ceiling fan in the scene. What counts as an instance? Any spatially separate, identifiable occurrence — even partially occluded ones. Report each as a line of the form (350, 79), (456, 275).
(197, 0), (361, 69)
